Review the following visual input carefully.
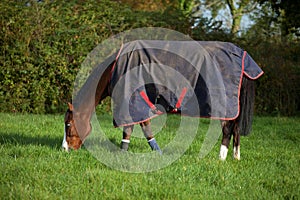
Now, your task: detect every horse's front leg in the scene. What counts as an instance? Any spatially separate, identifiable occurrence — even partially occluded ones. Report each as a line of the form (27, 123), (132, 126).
(233, 123), (240, 160)
(219, 120), (234, 161)
(140, 120), (162, 154)
(120, 125), (134, 151)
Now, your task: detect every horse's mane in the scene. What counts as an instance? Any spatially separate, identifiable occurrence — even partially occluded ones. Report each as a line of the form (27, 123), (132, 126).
(73, 52), (118, 112)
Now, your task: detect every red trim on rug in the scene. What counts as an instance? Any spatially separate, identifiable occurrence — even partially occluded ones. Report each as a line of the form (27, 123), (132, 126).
(231, 50), (247, 120)
(110, 43), (124, 78)
(175, 87), (187, 109)
(140, 91), (156, 110)
(242, 51), (264, 80)
(139, 91), (163, 115)
(244, 70), (264, 80)
(114, 114), (161, 128)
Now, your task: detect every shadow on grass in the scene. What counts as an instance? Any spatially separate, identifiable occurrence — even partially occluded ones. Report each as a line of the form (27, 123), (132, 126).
(0, 132), (62, 149)
(0, 131), (123, 151)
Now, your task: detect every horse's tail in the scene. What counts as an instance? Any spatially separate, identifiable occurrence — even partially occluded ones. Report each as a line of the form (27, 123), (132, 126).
(237, 76), (255, 136)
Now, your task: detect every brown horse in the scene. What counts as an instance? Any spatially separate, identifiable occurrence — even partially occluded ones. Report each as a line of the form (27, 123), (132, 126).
(62, 62), (162, 154)
(62, 40), (263, 160)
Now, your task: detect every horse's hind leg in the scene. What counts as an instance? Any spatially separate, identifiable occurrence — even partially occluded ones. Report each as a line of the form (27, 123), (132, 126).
(120, 125), (134, 151)
(233, 122), (240, 160)
(219, 120), (234, 161)
(140, 120), (162, 154)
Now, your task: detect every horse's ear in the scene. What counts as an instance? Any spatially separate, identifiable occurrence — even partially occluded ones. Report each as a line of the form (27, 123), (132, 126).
(68, 102), (74, 111)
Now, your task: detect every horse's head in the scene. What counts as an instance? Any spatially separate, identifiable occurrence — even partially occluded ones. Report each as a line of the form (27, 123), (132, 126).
(62, 103), (83, 151)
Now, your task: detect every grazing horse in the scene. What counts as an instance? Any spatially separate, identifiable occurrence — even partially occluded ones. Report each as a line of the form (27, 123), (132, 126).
(62, 40), (263, 160)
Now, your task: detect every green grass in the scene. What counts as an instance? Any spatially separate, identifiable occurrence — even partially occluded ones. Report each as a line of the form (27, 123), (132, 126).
(0, 113), (299, 199)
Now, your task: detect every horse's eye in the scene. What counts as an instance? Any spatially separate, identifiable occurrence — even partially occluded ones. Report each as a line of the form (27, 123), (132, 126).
(66, 123), (71, 127)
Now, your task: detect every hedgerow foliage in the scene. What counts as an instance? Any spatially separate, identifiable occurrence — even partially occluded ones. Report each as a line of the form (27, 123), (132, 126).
(0, 0), (299, 115)
(249, 42), (300, 116)
(0, 0), (144, 113)
(0, 0), (192, 113)
(1, 0), (111, 113)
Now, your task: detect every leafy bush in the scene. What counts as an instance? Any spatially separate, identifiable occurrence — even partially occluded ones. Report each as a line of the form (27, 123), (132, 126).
(249, 42), (300, 116)
(0, 0), (139, 113)
(0, 0), (299, 116)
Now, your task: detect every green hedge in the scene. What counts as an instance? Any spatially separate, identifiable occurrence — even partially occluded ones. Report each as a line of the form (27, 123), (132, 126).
(1, 0), (299, 115)
(0, 0), (142, 113)
(249, 42), (300, 116)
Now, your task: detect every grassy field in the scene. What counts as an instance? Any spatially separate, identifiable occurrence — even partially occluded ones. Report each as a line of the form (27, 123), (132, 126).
(0, 113), (299, 199)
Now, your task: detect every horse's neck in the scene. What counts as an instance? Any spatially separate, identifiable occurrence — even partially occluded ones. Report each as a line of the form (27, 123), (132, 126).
(76, 64), (113, 141)
(95, 64), (113, 106)
(79, 64), (112, 118)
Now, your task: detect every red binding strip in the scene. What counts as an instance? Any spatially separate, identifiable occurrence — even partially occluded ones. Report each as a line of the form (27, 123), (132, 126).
(139, 91), (163, 114)
(175, 87), (187, 109)
(140, 91), (156, 110)
(110, 43), (124, 78)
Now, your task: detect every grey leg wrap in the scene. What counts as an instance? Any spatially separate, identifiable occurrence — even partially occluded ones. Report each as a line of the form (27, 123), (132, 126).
(120, 139), (130, 151)
(148, 138), (162, 154)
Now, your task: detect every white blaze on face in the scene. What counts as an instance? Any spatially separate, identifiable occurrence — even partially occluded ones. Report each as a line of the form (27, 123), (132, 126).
(219, 144), (228, 161)
(62, 124), (69, 151)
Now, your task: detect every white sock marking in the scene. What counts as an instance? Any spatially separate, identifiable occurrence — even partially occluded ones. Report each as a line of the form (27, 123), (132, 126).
(219, 145), (228, 161)
(233, 146), (240, 160)
(62, 124), (69, 152)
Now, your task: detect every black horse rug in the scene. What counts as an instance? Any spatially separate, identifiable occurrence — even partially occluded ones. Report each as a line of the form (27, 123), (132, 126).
(98, 40), (263, 127)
